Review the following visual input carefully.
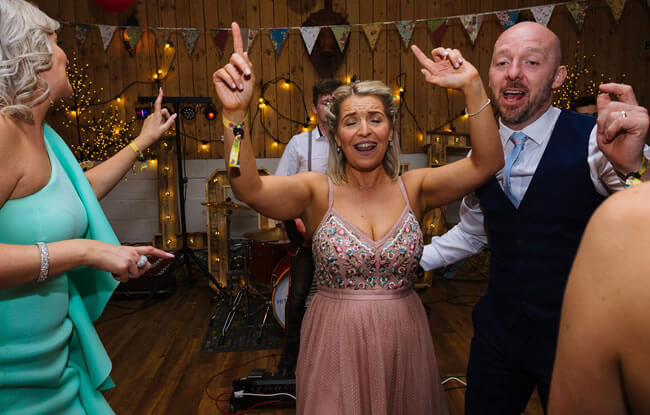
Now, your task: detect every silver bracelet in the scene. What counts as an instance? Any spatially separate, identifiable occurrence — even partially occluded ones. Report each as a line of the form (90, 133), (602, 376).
(36, 242), (49, 282)
(465, 98), (491, 117)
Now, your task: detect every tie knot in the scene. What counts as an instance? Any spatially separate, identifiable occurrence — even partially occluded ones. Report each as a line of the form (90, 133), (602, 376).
(510, 132), (528, 146)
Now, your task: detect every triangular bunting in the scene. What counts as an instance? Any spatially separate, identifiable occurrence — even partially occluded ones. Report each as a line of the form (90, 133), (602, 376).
(605, 0), (627, 22)
(182, 28), (200, 56)
(395, 20), (415, 48)
(269, 28), (289, 56)
(154, 29), (172, 51)
(97, 25), (117, 51)
(362, 23), (382, 51)
(459, 15), (483, 44)
(75, 24), (91, 48)
(210, 29), (229, 56)
(530, 5), (555, 27)
(300, 26), (321, 55)
(330, 25), (351, 53)
(123, 27), (143, 52)
(567, 1), (588, 31)
(246, 28), (259, 51)
(495, 11), (519, 30)
(427, 19), (448, 47)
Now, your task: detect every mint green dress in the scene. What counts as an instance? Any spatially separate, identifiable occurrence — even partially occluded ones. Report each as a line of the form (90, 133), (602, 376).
(0, 125), (120, 414)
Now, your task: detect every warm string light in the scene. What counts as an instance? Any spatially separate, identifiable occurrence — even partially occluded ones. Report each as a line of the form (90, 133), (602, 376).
(54, 55), (139, 162)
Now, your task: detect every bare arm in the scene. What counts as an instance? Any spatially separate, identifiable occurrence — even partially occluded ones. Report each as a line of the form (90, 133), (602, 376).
(549, 184), (650, 414)
(212, 23), (316, 221)
(0, 240), (174, 290)
(410, 46), (503, 212)
(84, 88), (176, 200)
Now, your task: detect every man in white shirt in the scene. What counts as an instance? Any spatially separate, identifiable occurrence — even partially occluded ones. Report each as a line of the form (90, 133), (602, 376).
(420, 22), (649, 413)
(275, 79), (342, 376)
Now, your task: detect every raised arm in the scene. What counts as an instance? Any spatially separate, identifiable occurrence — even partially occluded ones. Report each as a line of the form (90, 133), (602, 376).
(84, 88), (176, 200)
(409, 46), (503, 212)
(212, 23), (316, 221)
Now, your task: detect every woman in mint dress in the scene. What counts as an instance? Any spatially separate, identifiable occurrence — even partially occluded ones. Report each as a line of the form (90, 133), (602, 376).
(0, 1), (176, 413)
(211, 24), (503, 414)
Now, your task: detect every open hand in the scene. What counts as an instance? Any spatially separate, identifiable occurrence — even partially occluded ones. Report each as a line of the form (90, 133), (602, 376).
(411, 45), (479, 91)
(212, 22), (255, 120)
(597, 83), (649, 174)
(88, 241), (175, 283)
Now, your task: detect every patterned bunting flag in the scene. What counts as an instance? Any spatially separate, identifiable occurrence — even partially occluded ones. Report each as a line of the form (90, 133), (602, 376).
(210, 29), (229, 56)
(123, 27), (143, 52)
(362, 23), (382, 51)
(459, 14), (483, 44)
(530, 5), (555, 27)
(427, 19), (447, 47)
(495, 11), (519, 30)
(330, 25), (351, 52)
(98, 25), (117, 51)
(182, 28), (200, 56)
(395, 20), (415, 48)
(567, 1), (588, 31)
(605, 0), (627, 22)
(75, 24), (91, 48)
(239, 28), (258, 52)
(269, 28), (289, 56)
(300, 26), (321, 55)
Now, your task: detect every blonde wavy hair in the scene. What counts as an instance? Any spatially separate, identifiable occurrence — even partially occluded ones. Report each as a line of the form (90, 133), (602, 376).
(0, 0), (60, 122)
(324, 80), (401, 184)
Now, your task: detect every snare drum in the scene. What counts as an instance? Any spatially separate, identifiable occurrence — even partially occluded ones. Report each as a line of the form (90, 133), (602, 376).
(271, 256), (317, 328)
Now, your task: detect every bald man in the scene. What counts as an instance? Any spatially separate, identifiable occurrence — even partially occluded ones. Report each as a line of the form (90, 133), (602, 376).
(420, 22), (650, 413)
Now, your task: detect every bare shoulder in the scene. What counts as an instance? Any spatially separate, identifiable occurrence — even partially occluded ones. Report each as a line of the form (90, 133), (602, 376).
(0, 118), (22, 207)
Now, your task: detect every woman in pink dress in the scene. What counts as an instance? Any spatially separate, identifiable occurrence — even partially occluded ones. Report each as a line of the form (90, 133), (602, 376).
(212, 23), (503, 414)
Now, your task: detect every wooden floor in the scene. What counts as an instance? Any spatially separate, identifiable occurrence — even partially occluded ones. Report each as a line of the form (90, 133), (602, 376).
(96, 260), (543, 415)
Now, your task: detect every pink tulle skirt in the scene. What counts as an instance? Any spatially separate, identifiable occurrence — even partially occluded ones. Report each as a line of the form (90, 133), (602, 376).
(296, 286), (449, 415)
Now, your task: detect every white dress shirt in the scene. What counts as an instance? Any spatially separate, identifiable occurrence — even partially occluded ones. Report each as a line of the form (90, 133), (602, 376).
(275, 126), (330, 176)
(420, 106), (650, 271)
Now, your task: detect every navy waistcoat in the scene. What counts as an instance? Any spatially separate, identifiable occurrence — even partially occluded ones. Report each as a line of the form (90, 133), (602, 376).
(475, 110), (603, 331)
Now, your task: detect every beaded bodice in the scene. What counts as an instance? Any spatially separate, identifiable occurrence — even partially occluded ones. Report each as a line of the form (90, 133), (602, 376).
(312, 178), (424, 290)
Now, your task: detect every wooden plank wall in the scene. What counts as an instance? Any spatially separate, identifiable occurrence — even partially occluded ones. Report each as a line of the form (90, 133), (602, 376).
(38, 0), (649, 159)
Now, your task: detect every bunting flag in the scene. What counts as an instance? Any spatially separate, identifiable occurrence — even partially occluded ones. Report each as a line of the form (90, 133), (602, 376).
(530, 5), (555, 27)
(395, 20), (415, 48)
(239, 28), (258, 52)
(75, 24), (91, 48)
(459, 14), (483, 44)
(182, 28), (200, 56)
(605, 0), (626, 22)
(362, 23), (382, 51)
(330, 25), (351, 52)
(155, 29), (172, 51)
(427, 19), (447, 47)
(123, 27), (143, 52)
(567, 1), (588, 31)
(300, 26), (320, 55)
(98, 24), (117, 51)
(269, 28), (289, 56)
(495, 11), (519, 30)
(210, 29), (229, 56)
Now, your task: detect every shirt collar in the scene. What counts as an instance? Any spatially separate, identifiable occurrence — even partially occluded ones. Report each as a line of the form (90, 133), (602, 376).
(498, 106), (560, 146)
(314, 125), (328, 140)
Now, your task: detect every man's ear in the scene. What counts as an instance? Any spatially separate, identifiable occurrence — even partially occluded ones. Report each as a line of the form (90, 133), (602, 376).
(552, 65), (567, 89)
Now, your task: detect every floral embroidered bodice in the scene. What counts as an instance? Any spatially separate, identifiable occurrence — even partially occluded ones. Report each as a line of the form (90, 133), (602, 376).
(312, 177), (424, 290)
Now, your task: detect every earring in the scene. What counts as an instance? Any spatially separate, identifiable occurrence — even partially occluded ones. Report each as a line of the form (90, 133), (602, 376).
(388, 140), (392, 146)
(337, 145), (341, 153)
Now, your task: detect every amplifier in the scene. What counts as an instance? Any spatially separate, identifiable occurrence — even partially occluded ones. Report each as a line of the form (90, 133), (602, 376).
(229, 369), (296, 412)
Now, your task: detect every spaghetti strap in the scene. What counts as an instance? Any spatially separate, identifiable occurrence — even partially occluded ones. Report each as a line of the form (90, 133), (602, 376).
(397, 176), (412, 211)
(327, 176), (334, 210)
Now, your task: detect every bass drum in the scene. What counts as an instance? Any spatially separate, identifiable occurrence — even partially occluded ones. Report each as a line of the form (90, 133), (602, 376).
(271, 256), (317, 329)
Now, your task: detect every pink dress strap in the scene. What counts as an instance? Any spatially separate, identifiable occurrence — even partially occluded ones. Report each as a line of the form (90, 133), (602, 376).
(327, 176), (334, 211)
(396, 176), (412, 212)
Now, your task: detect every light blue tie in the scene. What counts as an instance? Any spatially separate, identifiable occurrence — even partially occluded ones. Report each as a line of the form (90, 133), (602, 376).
(503, 132), (529, 207)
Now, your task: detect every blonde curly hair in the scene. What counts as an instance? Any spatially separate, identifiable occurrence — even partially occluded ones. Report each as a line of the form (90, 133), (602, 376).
(324, 80), (401, 184)
(0, 0), (60, 122)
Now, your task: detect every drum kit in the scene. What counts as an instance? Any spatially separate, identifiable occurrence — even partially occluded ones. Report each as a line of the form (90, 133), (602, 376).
(202, 200), (300, 344)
